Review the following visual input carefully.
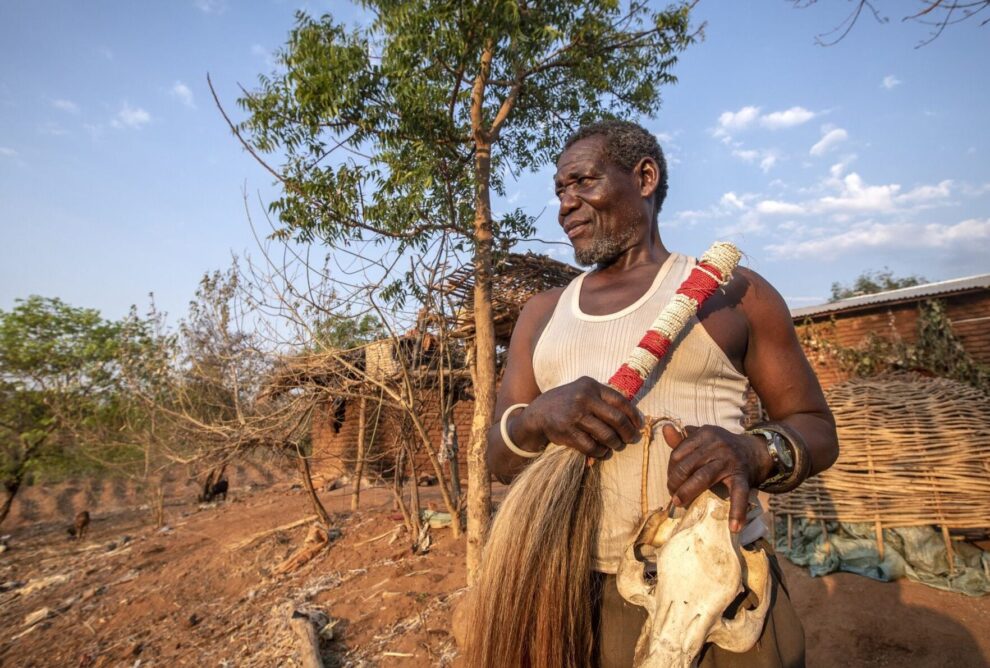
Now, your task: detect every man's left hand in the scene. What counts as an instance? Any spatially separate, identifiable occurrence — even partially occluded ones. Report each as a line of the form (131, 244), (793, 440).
(662, 424), (774, 533)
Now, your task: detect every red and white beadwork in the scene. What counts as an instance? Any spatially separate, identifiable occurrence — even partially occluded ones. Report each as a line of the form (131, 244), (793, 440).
(607, 242), (743, 400)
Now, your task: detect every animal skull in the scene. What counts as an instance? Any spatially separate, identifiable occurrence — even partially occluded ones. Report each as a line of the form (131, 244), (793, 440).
(615, 489), (772, 668)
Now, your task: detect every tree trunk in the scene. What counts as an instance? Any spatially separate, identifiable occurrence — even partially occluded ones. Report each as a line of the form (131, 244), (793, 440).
(466, 143), (496, 583)
(351, 396), (367, 512)
(407, 439), (422, 531)
(445, 421), (462, 507)
(406, 405), (461, 537)
(0, 478), (21, 528)
(297, 450), (332, 528)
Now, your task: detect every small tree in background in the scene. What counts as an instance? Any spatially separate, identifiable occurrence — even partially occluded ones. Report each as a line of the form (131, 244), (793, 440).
(230, 0), (699, 579)
(830, 268), (927, 302)
(0, 297), (127, 526)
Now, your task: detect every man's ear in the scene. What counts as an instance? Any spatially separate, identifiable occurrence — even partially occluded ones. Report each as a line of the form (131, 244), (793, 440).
(635, 157), (660, 199)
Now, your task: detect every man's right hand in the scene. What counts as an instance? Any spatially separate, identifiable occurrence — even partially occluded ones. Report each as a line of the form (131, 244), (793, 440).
(520, 376), (644, 459)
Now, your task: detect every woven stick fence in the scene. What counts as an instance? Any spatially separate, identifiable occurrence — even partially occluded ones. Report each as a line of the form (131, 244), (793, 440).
(770, 372), (990, 563)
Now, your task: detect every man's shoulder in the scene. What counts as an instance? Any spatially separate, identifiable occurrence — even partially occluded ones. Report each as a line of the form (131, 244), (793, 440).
(520, 286), (567, 321)
(730, 266), (791, 325)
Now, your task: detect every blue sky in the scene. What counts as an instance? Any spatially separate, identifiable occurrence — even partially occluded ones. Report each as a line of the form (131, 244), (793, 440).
(1, 1), (988, 324)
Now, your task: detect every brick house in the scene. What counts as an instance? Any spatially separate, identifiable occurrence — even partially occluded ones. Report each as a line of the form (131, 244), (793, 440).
(791, 273), (990, 391)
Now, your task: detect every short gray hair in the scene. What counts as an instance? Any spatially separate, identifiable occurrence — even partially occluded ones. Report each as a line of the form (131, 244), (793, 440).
(563, 120), (668, 218)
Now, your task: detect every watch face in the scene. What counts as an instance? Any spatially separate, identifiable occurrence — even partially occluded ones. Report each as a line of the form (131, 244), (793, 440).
(773, 434), (794, 470)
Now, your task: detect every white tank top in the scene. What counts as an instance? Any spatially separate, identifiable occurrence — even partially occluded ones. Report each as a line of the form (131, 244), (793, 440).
(532, 252), (767, 573)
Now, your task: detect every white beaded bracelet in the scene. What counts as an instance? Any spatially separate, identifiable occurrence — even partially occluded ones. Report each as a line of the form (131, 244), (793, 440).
(499, 403), (542, 459)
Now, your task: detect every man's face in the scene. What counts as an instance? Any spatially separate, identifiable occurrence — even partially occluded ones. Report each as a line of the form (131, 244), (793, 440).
(554, 136), (646, 267)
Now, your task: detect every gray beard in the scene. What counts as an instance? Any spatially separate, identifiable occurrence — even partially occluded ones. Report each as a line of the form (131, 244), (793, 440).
(573, 227), (637, 267)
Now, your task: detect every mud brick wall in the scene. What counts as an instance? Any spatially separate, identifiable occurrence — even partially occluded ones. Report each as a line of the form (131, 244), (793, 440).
(794, 291), (990, 391)
(310, 392), (475, 486)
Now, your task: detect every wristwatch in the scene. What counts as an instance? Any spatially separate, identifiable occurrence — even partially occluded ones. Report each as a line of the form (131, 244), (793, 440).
(749, 427), (795, 489)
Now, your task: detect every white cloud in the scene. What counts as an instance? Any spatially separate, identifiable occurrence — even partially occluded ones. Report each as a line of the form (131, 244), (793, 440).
(171, 81), (196, 108)
(757, 200), (807, 215)
(720, 192), (748, 210)
(671, 192), (759, 227)
(810, 128), (849, 156)
(194, 0), (227, 14)
(767, 218), (990, 259)
(882, 75), (902, 90)
(829, 156), (856, 179)
(760, 106), (815, 129)
(717, 106), (761, 133)
(52, 98), (79, 113)
(960, 181), (990, 196)
(731, 147), (779, 172)
(111, 103), (151, 129)
(714, 105), (817, 142)
(732, 148), (759, 162)
(0, 146), (17, 157)
(717, 216), (765, 237)
(818, 173), (900, 213)
(898, 180), (953, 204)
(714, 106), (760, 141)
(756, 172), (956, 221)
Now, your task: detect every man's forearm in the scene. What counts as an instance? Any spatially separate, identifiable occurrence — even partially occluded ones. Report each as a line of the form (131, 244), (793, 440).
(767, 411), (838, 479)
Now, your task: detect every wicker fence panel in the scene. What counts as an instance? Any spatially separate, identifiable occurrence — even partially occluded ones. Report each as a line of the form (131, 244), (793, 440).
(770, 373), (990, 529)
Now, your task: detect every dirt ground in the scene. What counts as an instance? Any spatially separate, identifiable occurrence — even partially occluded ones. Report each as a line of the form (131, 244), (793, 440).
(1, 480), (988, 667)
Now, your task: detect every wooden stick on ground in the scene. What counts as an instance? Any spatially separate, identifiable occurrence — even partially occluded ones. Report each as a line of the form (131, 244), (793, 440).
(227, 515), (318, 551)
(289, 610), (325, 668)
(273, 525), (330, 575)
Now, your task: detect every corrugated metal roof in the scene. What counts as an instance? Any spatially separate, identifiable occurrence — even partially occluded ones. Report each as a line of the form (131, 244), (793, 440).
(790, 273), (990, 319)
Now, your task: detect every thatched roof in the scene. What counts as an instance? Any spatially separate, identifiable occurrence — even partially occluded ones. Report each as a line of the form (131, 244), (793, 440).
(440, 251), (581, 343)
(263, 333), (472, 404)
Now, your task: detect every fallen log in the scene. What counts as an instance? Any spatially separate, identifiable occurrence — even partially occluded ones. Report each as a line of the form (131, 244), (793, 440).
(227, 515), (317, 551)
(289, 610), (324, 668)
(273, 525), (329, 575)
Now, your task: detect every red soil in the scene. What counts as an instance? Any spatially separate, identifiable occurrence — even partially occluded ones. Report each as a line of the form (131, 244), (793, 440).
(1, 480), (987, 667)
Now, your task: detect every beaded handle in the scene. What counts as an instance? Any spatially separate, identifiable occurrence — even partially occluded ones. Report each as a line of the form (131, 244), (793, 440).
(607, 242), (742, 400)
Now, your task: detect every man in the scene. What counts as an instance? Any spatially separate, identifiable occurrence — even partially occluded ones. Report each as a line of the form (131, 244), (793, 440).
(486, 119), (838, 667)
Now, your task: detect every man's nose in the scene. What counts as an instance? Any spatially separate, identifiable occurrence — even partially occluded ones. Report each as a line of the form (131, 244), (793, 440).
(558, 190), (580, 221)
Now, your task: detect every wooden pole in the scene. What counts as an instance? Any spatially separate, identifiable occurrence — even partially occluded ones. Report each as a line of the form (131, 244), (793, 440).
(941, 525), (956, 576)
(351, 396), (367, 512)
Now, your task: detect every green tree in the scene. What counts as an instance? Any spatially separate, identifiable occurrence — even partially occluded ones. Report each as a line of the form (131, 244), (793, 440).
(829, 268), (927, 302)
(0, 297), (126, 526)
(312, 312), (385, 351)
(230, 0), (698, 577)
